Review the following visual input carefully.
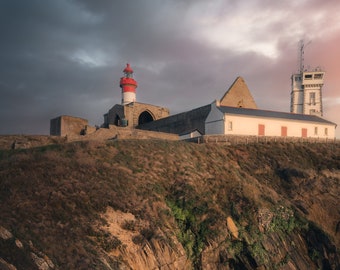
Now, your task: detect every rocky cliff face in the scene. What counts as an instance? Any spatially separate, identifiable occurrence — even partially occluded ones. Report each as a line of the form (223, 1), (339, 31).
(0, 138), (339, 269)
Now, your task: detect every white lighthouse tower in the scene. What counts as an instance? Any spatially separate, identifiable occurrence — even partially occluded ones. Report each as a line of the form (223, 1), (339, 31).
(120, 63), (138, 105)
(290, 40), (324, 116)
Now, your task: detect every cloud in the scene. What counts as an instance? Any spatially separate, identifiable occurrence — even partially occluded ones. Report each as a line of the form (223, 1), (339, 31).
(0, 0), (339, 138)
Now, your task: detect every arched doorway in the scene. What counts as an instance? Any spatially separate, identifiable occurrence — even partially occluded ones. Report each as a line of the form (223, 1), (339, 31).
(114, 115), (121, 126)
(138, 111), (154, 125)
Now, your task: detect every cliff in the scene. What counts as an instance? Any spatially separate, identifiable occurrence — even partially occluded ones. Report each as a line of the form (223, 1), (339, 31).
(0, 138), (339, 269)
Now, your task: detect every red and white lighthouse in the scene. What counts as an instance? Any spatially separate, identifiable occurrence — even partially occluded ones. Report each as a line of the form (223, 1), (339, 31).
(120, 63), (138, 105)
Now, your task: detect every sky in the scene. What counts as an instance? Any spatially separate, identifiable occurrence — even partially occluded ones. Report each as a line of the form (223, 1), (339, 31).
(1, 0), (339, 138)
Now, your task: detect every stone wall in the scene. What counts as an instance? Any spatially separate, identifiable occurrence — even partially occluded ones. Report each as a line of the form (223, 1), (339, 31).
(105, 102), (169, 128)
(187, 134), (339, 145)
(50, 115), (88, 137)
(132, 103), (169, 126)
(105, 104), (124, 127)
(220, 77), (258, 109)
(114, 126), (178, 140)
(50, 117), (62, 136)
(0, 135), (66, 150)
(67, 125), (179, 142)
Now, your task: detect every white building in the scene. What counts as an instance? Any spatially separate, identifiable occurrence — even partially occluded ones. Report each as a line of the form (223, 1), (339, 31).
(206, 101), (336, 139)
(139, 75), (337, 140)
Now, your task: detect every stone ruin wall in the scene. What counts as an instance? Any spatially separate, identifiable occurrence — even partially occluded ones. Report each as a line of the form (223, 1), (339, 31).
(50, 115), (89, 137)
(50, 111), (177, 142)
(71, 125), (178, 142)
(105, 103), (170, 128)
(125, 103), (170, 127)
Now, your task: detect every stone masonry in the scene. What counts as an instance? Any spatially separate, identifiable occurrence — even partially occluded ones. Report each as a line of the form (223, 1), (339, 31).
(104, 102), (169, 128)
(220, 76), (258, 109)
(50, 115), (91, 137)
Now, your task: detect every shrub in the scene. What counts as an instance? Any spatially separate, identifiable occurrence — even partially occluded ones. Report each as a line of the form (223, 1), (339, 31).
(121, 220), (136, 231)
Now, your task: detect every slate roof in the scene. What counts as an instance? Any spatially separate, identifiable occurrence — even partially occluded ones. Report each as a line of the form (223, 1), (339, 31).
(217, 106), (337, 126)
(137, 104), (211, 134)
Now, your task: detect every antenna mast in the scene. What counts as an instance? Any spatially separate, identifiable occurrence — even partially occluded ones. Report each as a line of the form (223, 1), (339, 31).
(299, 39), (311, 73)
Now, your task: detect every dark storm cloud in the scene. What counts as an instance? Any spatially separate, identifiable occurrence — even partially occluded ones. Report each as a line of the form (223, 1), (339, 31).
(0, 0), (339, 136)
(0, 0), (110, 133)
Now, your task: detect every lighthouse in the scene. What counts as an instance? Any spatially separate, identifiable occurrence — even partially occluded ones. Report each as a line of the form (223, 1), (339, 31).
(120, 63), (138, 105)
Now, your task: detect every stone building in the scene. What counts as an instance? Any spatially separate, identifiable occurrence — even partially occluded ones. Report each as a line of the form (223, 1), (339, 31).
(102, 64), (169, 128)
(50, 115), (94, 137)
(103, 103), (169, 129)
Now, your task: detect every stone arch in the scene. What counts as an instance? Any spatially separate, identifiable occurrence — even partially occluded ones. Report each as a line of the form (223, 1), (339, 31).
(138, 111), (154, 125)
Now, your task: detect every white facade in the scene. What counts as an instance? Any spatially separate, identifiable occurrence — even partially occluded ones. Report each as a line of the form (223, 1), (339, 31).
(205, 101), (225, 135)
(291, 70), (324, 116)
(206, 101), (336, 139)
(122, 91), (136, 105)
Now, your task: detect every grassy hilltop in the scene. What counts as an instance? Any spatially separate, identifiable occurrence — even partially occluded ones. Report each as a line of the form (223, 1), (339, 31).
(0, 138), (339, 269)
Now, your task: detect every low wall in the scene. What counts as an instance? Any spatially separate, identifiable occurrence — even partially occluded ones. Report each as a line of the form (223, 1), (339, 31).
(0, 135), (67, 150)
(67, 126), (179, 142)
(187, 134), (338, 145)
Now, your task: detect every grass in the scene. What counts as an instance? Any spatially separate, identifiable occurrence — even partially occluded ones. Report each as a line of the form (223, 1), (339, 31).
(0, 139), (339, 269)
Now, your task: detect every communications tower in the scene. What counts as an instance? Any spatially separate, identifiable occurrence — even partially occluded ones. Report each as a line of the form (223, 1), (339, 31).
(290, 40), (324, 116)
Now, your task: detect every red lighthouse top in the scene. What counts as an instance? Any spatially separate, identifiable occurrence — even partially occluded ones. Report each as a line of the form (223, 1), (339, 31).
(120, 63), (138, 93)
(123, 63), (133, 74)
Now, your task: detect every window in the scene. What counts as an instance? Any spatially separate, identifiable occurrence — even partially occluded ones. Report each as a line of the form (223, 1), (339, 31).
(324, 128), (328, 136)
(309, 92), (316, 105)
(314, 73), (323, 79)
(304, 74), (312, 79)
(314, 127), (318, 135)
(295, 76), (301, 81)
(227, 121), (233, 131)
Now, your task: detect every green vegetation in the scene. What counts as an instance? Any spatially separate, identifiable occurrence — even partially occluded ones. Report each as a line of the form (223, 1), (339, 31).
(166, 198), (213, 267)
(268, 206), (297, 233)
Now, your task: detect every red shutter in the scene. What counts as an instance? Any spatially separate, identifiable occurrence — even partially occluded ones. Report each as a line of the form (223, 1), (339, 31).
(281, 126), (287, 137)
(258, 124), (265, 136)
(301, 128), (307, 138)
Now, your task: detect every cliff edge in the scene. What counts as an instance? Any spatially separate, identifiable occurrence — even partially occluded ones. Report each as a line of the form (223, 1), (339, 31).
(0, 138), (339, 269)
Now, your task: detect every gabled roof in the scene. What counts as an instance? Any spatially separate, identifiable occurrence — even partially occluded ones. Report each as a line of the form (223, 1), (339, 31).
(217, 106), (337, 126)
(220, 77), (257, 109)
